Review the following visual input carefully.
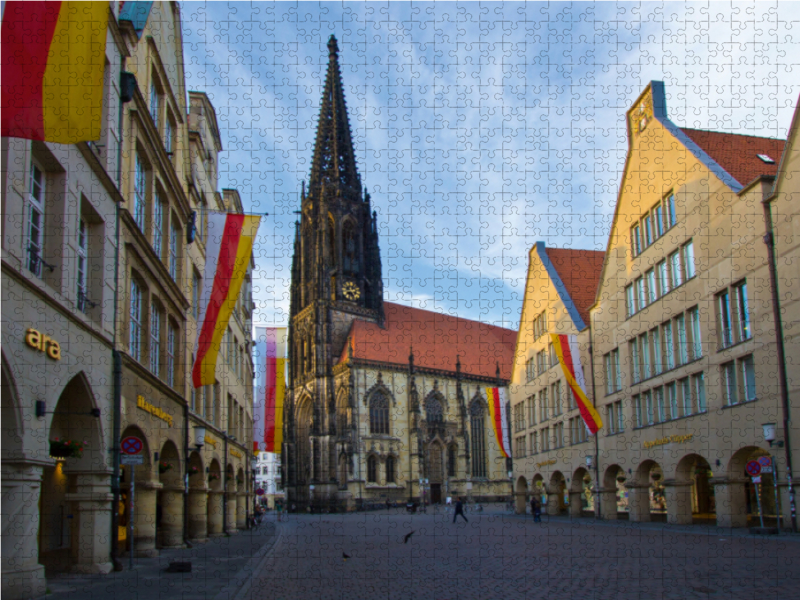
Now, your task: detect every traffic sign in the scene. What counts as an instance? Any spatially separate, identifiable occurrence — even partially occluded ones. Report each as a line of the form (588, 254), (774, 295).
(757, 456), (772, 468)
(255, 488), (265, 496)
(121, 454), (144, 465)
(752, 476), (762, 484)
(745, 460), (761, 477)
(761, 467), (773, 474)
(121, 436), (143, 455)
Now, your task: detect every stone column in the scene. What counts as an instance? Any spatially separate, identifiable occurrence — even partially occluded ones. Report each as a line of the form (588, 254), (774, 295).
(130, 479), (161, 557)
(627, 484), (651, 523)
(159, 486), (184, 548)
(207, 492), (224, 537)
(236, 492), (247, 529)
(663, 479), (693, 525)
(188, 487), (208, 542)
(546, 486), (560, 516)
(713, 478), (748, 528)
(599, 488), (618, 520)
(225, 491), (237, 533)
(1, 462), (46, 600)
(65, 471), (114, 573)
(569, 490), (583, 517)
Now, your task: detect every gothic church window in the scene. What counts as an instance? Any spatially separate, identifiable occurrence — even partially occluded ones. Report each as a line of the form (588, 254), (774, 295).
(386, 456), (396, 483)
(447, 445), (457, 477)
(470, 400), (487, 478)
(425, 396), (443, 423)
(343, 221), (358, 275)
(369, 392), (389, 435)
(367, 455), (377, 483)
(327, 215), (336, 267)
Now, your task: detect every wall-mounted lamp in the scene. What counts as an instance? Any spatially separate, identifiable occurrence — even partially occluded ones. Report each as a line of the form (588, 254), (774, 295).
(763, 423), (784, 448)
(585, 455), (594, 469)
(194, 426), (206, 449)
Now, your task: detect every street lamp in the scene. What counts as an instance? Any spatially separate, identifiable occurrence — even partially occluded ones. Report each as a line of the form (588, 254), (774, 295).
(763, 423), (784, 448)
(194, 426), (206, 450)
(585, 455), (594, 469)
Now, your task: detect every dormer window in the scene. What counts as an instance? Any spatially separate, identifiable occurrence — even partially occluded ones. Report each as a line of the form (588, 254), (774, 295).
(757, 153), (775, 164)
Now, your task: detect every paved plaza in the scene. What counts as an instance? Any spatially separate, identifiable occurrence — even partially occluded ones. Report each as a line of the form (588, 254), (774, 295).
(246, 507), (800, 600)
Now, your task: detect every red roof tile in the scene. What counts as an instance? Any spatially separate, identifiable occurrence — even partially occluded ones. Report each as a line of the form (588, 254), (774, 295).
(544, 247), (604, 328)
(680, 128), (785, 188)
(340, 302), (517, 380)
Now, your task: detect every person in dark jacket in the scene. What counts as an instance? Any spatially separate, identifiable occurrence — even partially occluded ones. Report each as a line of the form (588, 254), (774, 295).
(453, 497), (468, 524)
(532, 496), (542, 523)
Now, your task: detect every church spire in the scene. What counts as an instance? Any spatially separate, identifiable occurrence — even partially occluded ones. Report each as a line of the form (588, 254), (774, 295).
(307, 35), (361, 203)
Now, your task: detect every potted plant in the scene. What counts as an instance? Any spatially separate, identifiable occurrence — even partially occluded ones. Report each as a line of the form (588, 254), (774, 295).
(616, 474), (627, 483)
(188, 465), (200, 477)
(208, 473), (220, 483)
(158, 461), (173, 474)
(49, 438), (85, 459)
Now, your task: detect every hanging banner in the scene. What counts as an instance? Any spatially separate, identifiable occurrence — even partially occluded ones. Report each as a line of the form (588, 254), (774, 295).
(192, 213), (261, 387)
(254, 327), (287, 454)
(550, 333), (603, 434)
(486, 387), (511, 458)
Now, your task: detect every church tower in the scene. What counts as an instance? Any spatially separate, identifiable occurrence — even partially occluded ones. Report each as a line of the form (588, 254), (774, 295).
(285, 35), (383, 508)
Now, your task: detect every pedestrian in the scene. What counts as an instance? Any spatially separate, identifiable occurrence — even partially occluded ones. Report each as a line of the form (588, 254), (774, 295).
(453, 497), (468, 524)
(386, 499), (391, 511)
(532, 496), (542, 523)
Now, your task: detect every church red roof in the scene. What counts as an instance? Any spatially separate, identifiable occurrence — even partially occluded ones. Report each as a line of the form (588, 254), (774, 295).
(340, 302), (517, 380)
(680, 128), (785, 188)
(544, 247), (605, 328)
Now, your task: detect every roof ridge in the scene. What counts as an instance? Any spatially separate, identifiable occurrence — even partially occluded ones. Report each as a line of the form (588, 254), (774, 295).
(679, 127), (786, 143)
(382, 301), (516, 333)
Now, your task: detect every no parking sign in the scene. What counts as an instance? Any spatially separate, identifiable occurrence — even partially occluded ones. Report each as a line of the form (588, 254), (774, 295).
(745, 460), (761, 477)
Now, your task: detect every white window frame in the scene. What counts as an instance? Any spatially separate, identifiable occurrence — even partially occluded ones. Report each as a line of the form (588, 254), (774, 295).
(682, 241), (695, 280)
(150, 301), (161, 376)
(169, 219), (178, 279)
(734, 281), (750, 342)
(77, 216), (88, 311)
(167, 322), (176, 387)
(130, 277), (142, 361)
(740, 355), (756, 402)
(27, 160), (46, 276)
(134, 153), (147, 231)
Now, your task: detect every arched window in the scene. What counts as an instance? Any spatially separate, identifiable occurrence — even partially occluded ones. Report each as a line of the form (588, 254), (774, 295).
(425, 396), (443, 423)
(470, 400), (487, 478)
(367, 455), (377, 483)
(327, 215), (336, 267)
(302, 224), (313, 282)
(386, 456), (395, 483)
(343, 221), (358, 275)
(447, 445), (457, 477)
(369, 392), (389, 435)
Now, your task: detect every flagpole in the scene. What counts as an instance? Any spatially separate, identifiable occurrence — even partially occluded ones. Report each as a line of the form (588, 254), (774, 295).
(588, 319), (602, 520)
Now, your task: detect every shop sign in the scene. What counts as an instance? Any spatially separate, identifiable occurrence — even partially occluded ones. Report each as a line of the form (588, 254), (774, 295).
(204, 436), (218, 448)
(25, 328), (61, 360)
(137, 395), (173, 427)
(536, 459), (557, 468)
(230, 448), (243, 458)
(643, 434), (693, 450)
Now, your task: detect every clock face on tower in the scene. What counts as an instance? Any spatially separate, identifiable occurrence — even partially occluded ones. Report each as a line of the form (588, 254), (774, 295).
(343, 281), (360, 301)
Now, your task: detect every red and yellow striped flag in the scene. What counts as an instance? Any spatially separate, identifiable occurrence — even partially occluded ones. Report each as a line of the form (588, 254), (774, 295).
(192, 213), (261, 388)
(1, 2), (109, 143)
(254, 328), (286, 454)
(485, 387), (511, 458)
(550, 334), (603, 434)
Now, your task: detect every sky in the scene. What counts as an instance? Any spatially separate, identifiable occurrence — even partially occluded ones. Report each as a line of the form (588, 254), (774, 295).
(180, 1), (800, 331)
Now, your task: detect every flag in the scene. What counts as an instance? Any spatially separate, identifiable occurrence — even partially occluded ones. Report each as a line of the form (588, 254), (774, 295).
(550, 334), (603, 434)
(1, 2), (109, 143)
(254, 328), (287, 454)
(118, 2), (153, 39)
(192, 213), (261, 387)
(485, 387), (511, 458)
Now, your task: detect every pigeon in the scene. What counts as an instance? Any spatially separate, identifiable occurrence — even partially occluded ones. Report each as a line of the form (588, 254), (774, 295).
(342, 552), (350, 560)
(403, 531), (415, 544)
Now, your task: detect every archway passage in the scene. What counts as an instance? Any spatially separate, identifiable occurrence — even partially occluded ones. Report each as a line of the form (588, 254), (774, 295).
(674, 454), (716, 525)
(295, 396), (313, 488)
(547, 472), (568, 516)
(515, 476), (528, 514)
(426, 442), (444, 504)
(571, 467), (594, 517)
(157, 441), (183, 548)
(601, 465), (627, 520)
(722, 446), (777, 528)
(629, 460), (665, 523)
(207, 459), (224, 536)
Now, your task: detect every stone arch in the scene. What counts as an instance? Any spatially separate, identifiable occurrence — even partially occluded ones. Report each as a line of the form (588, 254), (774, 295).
(188, 450), (205, 488)
(1, 351), (23, 460)
(364, 377), (395, 406)
(366, 453), (379, 483)
(602, 464), (627, 520)
(368, 388), (390, 435)
(723, 445), (774, 528)
(515, 476), (529, 514)
(469, 394), (488, 478)
(337, 451), (348, 487)
(547, 471), (567, 515)
(50, 372), (105, 472)
(424, 389), (448, 415)
(295, 394), (313, 484)
(158, 439), (182, 487)
(629, 460), (666, 522)
(208, 458), (223, 492)
(335, 386), (350, 434)
(156, 439), (183, 548)
(674, 453), (716, 523)
(236, 467), (246, 493)
(570, 466), (594, 516)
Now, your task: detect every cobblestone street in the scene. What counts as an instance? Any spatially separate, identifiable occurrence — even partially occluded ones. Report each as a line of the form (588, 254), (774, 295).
(247, 508), (800, 600)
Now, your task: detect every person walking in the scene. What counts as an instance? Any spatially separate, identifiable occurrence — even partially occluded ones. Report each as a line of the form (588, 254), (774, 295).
(532, 496), (542, 523)
(453, 497), (468, 524)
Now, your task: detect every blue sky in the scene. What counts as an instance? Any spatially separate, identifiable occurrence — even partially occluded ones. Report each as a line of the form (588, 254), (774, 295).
(180, 1), (800, 331)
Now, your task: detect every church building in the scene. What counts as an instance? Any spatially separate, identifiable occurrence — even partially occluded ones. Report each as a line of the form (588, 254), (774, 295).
(283, 36), (516, 511)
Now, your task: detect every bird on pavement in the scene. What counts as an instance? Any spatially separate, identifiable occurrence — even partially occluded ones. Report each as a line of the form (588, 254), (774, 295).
(403, 531), (415, 544)
(342, 552), (350, 560)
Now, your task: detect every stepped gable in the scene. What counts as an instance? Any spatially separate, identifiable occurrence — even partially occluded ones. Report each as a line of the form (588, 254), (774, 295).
(339, 302), (516, 380)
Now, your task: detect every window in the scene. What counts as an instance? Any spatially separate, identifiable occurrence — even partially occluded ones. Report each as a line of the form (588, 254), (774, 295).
(541, 427), (550, 452)
(367, 456), (377, 483)
(552, 380), (562, 416)
(657, 260), (670, 296)
(470, 401), (487, 478)
(539, 388), (549, 422)
(548, 342), (557, 368)
(447, 445), (456, 477)
(689, 307), (702, 360)
(533, 310), (547, 340)
(682, 241), (695, 279)
(129, 277), (142, 361)
(676, 314), (688, 366)
(167, 322), (176, 386)
(667, 382), (678, 420)
(515, 436), (526, 457)
(27, 160), (45, 276)
(537, 350), (547, 375)
(640, 332), (651, 380)
(530, 431), (538, 455)
(643, 213), (652, 248)
(734, 281), (750, 342)
(741, 355), (756, 402)
(571, 417), (587, 445)
(528, 396), (536, 427)
(717, 290), (733, 349)
(632, 223), (642, 256)
(153, 192), (164, 257)
(666, 193), (676, 228)
(652, 327), (662, 375)
(669, 251), (682, 289)
(633, 394), (642, 427)
(169, 220), (178, 279)
(370, 393), (390, 434)
(630, 340), (640, 384)
(165, 116), (173, 154)
(644, 390), (654, 425)
(425, 396), (443, 423)
(635, 277), (646, 311)
(77, 217), (88, 312)
(192, 270), (200, 320)
(149, 301), (161, 375)
(663, 321), (674, 370)
(693, 372), (706, 413)
(680, 378), (691, 416)
(646, 269), (657, 305)
(722, 361), (737, 406)
(626, 284), (636, 317)
(150, 79), (160, 127)
(655, 387), (666, 423)
(653, 203), (664, 238)
(386, 456), (395, 483)
(607, 400), (623, 434)
(134, 153), (147, 231)
(526, 357), (535, 382)
(604, 350), (618, 395)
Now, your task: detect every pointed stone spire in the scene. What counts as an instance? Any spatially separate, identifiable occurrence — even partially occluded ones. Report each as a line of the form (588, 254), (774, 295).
(307, 34), (361, 203)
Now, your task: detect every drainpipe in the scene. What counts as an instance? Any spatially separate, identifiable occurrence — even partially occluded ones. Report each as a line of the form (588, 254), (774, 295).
(762, 199), (797, 533)
(588, 319), (602, 520)
(223, 433), (228, 534)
